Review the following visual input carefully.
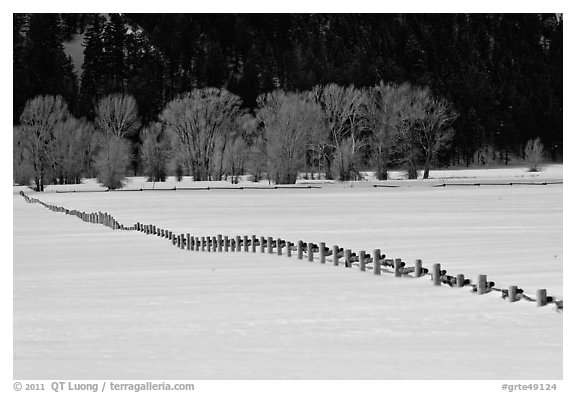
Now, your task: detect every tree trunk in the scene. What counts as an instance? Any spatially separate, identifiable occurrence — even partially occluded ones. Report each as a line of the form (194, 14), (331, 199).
(423, 154), (433, 179)
(407, 161), (418, 180)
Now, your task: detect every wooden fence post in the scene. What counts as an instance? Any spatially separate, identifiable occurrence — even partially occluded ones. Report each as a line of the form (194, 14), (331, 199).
(308, 243), (314, 262)
(187, 234), (191, 250)
(536, 289), (548, 307)
(456, 274), (465, 287)
(286, 241), (292, 257)
(267, 236), (273, 254)
(251, 235), (257, 253)
(333, 246), (340, 266)
(414, 259), (422, 277)
(478, 275), (487, 294)
(432, 263), (441, 286)
(297, 241), (303, 260)
(201, 237), (206, 252)
(212, 236), (217, 252)
(344, 249), (351, 267)
(260, 236), (266, 253)
(373, 249), (381, 275)
(243, 235), (249, 252)
(224, 236), (229, 252)
(359, 251), (366, 271)
(217, 235), (223, 252)
(394, 258), (402, 277)
(236, 235), (241, 252)
(319, 242), (326, 264)
(509, 285), (518, 303)
(277, 238), (283, 255)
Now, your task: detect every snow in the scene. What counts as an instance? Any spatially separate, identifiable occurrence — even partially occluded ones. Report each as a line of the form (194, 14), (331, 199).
(12, 166), (563, 380)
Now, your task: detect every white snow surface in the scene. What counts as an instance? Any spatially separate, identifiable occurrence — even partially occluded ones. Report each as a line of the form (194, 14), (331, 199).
(13, 166), (563, 379)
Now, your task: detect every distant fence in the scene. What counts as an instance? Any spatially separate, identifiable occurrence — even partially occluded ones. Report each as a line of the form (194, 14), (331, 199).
(433, 181), (563, 187)
(41, 185), (321, 194)
(18, 191), (562, 313)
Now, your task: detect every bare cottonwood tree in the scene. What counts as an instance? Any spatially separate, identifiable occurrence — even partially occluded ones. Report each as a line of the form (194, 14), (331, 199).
(19, 95), (69, 191)
(50, 117), (98, 184)
(95, 94), (140, 189)
(312, 84), (366, 181)
(161, 88), (243, 181)
(13, 126), (34, 186)
(414, 94), (458, 179)
(365, 82), (414, 180)
(94, 136), (132, 190)
(95, 94), (141, 138)
(257, 90), (323, 184)
(140, 122), (173, 182)
(525, 137), (544, 172)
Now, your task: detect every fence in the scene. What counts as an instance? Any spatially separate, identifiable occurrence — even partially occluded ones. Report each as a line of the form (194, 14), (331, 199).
(18, 191), (563, 313)
(44, 185), (321, 194)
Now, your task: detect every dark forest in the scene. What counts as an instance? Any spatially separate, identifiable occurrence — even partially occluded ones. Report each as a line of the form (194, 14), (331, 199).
(13, 13), (563, 183)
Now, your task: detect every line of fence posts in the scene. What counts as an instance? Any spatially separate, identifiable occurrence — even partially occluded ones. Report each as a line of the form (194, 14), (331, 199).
(17, 191), (559, 309)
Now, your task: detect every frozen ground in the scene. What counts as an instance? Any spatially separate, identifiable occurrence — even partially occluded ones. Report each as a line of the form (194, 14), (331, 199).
(13, 166), (563, 379)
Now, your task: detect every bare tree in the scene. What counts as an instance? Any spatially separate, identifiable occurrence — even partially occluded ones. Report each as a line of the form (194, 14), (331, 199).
(161, 88), (243, 181)
(256, 90), (323, 184)
(365, 82), (413, 180)
(94, 135), (132, 190)
(95, 94), (140, 138)
(13, 126), (34, 186)
(19, 95), (69, 191)
(49, 117), (97, 184)
(94, 94), (140, 189)
(312, 84), (366, 180)
(525, 137), (544, 172)
(414, 93), (458, 179)
(140, 122), (173, 182)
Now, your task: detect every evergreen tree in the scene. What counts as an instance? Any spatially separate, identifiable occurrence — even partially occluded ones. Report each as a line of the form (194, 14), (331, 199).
(79, 14), (107, 119)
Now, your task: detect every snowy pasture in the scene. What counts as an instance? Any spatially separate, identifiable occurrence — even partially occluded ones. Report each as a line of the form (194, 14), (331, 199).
(13, 166), (563, 380)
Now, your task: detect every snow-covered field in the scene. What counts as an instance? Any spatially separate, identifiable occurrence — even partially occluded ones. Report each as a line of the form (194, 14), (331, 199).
(13, 165), (563, 380)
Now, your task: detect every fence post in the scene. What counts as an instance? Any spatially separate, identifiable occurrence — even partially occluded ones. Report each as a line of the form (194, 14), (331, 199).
(243, 235), (249, 252)
(308, 243), (314, 262)
(217, 235), (223, 252)
(236, 235), (241, 252)
(373, 249), (381, 275)
(260, 236), (266, 253)
(181, 234), (186, 249)
(286, 241), (292, 257)
(456, 274), (465, 287)
(394, 258), (402, 277)
(319, 242), (326, 264)
(267, 236), (273, 254)
(333, 246), (339, 266)
(414, 259), (422, 277)
(224, 236), (229, 252)
(201, 237), (206, 252)
(432, 264), (441, 286)
(193, 237), (198, 251)
(359, 251), (366, 271)
(344, 249), (351, 267)
(478, 275), (487, 294)
(536, 289), (548, 307)
(187, 234), (191, 250)
(297, 241), (304, 260)
(277, 238), (283, 255)
(509, 285), (518, 303)
(251, 235), (257, 253)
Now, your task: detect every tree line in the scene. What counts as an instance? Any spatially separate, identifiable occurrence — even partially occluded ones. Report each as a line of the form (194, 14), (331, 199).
(14, 81), (462, 190)
(13, 13), (563, 175)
